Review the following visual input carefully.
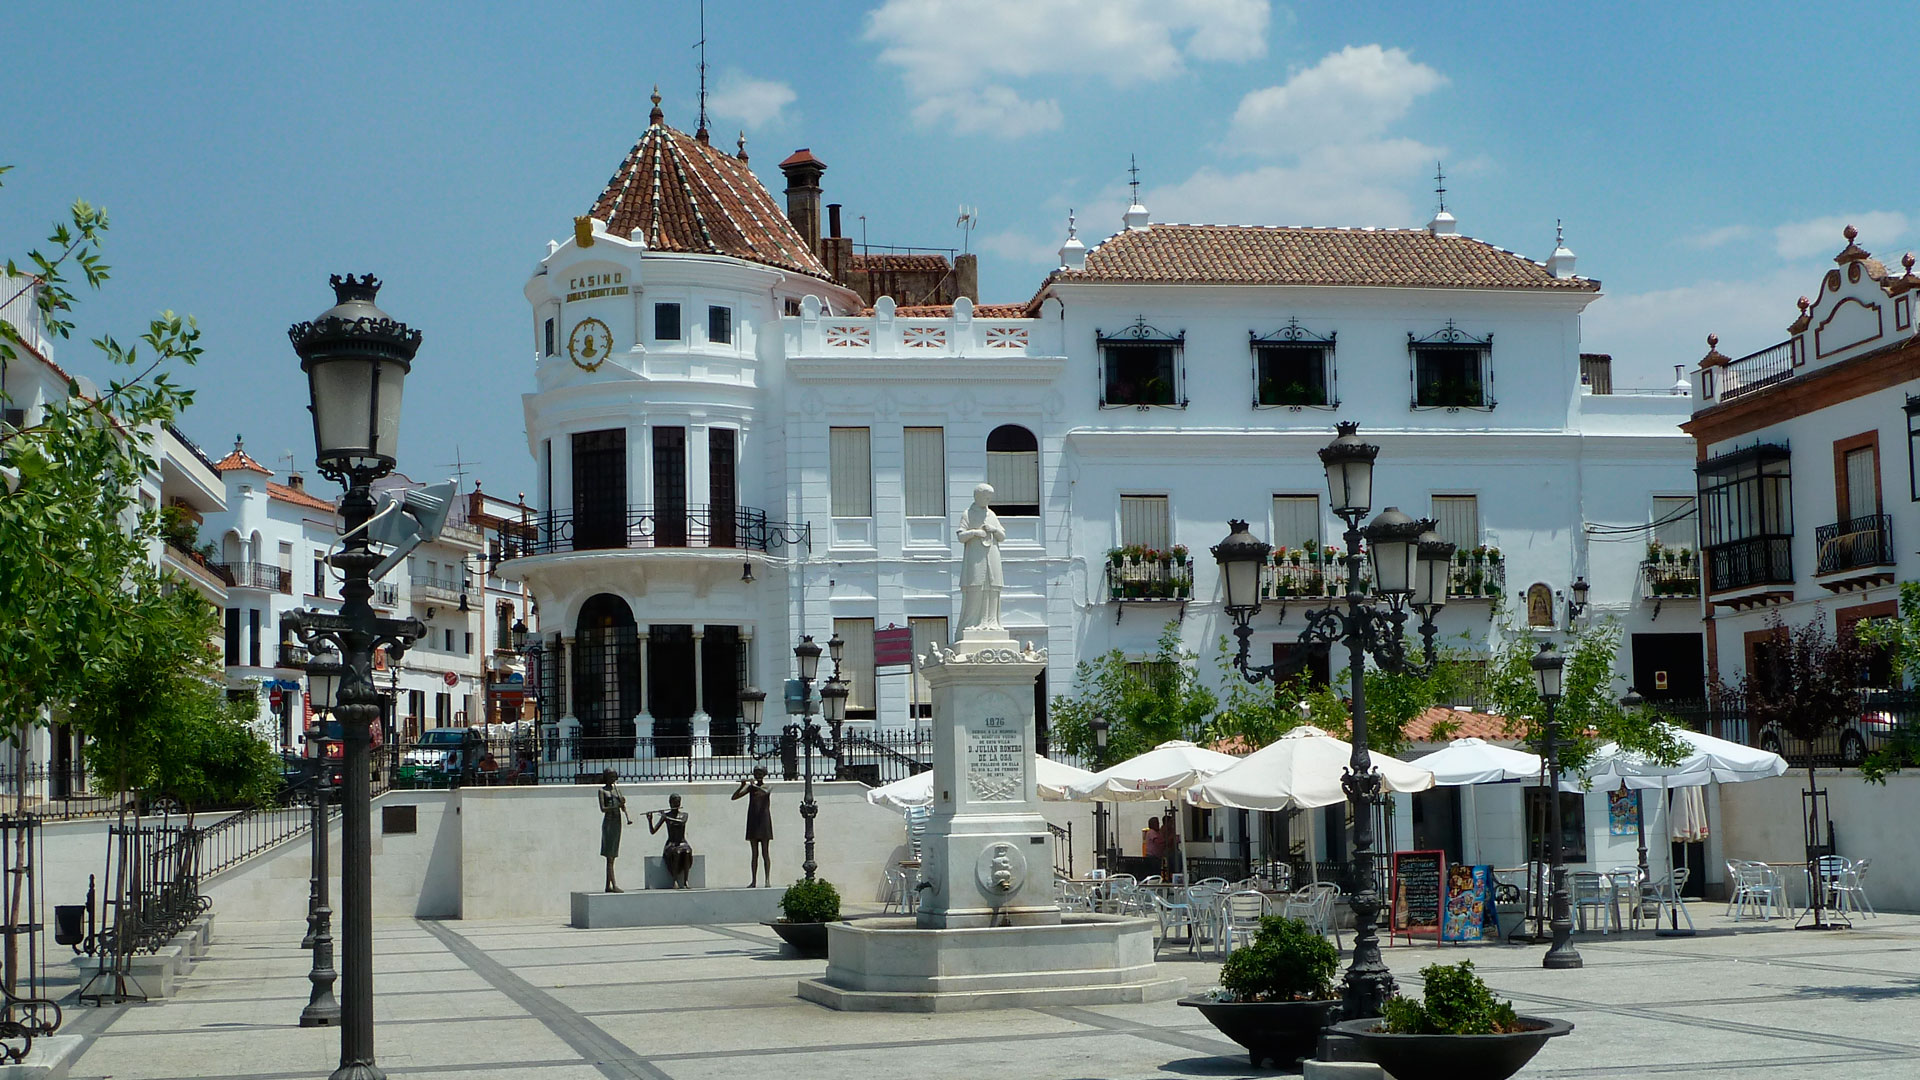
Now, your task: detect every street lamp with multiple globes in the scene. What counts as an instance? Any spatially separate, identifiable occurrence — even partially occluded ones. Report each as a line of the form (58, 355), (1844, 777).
(1209, 421), (1454, 1020)
(1532, 642), (1582, 969)
(787, 636), (850, 881)
(283, 275), (427, 1080)
(299, 647), (343, 1022)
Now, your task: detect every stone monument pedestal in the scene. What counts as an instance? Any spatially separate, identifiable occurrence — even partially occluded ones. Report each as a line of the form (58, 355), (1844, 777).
(643, 854), (705, 890)
(802, 627), (1181, 1011)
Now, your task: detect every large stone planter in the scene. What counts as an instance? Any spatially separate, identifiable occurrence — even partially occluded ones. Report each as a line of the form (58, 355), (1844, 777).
(1179, 996), (1340, 1068)
(765, 919), (831, 958)
(1329, 1016), (1573, 1080)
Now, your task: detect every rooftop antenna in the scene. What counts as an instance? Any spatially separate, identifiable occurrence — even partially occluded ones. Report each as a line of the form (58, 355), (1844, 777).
(1434, 162), (1447, 213)
(1128, 154), (1141, 206)
(956, 205), (977, 254)
(694, 0), (709, 140)
(441, 445), (478, 492)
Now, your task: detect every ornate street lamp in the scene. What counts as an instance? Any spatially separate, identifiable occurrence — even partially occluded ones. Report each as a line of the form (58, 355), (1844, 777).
(299, 648), (342, 1024)
(1211, 421), (1447, 1020)
(1090, 715), (1111, 872)
(827, 632), (846, 678)
(794, 636), (822, 683)
(509, 618), (528, 653)
(1533, 642), (1580, 970)
(1568, 576), (1590, 625)
(1618, 686), (1651, 906)
(284, 275), (426, 1080)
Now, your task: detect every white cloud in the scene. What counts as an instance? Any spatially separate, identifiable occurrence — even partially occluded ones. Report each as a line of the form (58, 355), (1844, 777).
(1682, 224), (1755, 250)
(708, 76), (797, 127)
(1773, 211), (1908, 261)
(978, 227), (1066, 270)
(1148, 138), (1439, 226)
(1582, 267), (1811, 390)
(1227, 45), (1446, 154)
(913, 86), (1064, 137)
(864, 0), (1269, 136)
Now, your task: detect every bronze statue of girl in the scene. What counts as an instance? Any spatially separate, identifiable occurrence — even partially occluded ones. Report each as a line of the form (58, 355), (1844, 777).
(731, 767), (773, 886)
(647, 793), (694, 889)
(598, 768), (631, 892)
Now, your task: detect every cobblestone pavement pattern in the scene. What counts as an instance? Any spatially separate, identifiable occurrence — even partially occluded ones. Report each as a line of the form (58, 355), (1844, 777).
(45, 908), (1920, 1079)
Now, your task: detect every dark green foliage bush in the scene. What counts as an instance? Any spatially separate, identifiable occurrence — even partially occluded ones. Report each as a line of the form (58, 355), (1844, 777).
(1218, 916), (1338, 1002)
(779, 878), (841, 922)
(1381, 961), (1521, 1035)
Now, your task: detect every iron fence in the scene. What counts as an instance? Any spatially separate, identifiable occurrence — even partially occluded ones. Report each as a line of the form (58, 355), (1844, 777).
(1815, 513), (1894, 575)
(0, 764), (128, 821)
(1656, 691), (1920, 768)
(211, 562), (292, 592)
(1718, 339), (1797, 401)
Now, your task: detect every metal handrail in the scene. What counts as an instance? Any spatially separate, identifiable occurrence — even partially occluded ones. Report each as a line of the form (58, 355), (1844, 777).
(1814, 514), (1893, 575)
(1720, 340), (1796, 401)
(518, 504), (810, 557)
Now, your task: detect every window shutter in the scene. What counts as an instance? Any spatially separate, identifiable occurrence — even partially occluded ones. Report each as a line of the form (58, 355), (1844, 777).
(1270, 496), (1321, 550)
(1432, 495), (1480, 550)
(834, 617), (876, 713)
(1119, 495), (1171, 551)
(829, 427), (872, 517)
(909, 616), (949, 708)
(903, 427), (946, 517)
(1846, 447), (1878, 520)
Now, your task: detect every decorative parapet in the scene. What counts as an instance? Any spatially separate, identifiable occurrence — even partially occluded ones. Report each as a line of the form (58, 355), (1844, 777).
(920, 640), (1049, 670)
(788, 294), (1049, 361)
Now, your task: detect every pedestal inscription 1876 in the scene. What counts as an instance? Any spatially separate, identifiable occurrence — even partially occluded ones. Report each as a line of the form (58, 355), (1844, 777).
(966, 715), (1024, 802)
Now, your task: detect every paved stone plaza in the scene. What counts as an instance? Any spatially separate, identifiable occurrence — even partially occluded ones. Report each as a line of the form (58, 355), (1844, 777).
(45, 907), (1920, 1079)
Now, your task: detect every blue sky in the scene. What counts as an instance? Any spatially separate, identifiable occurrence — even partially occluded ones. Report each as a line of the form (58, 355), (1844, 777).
(5, 1), (1915, 497)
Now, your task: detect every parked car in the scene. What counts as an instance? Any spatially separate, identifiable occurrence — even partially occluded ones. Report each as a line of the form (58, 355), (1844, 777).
(403, 727), (477, 779)
(1756, 692), (1900, 766)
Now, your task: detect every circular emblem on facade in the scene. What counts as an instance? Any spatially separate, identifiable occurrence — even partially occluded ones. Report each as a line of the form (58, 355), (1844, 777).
(567, 317), (613, 371)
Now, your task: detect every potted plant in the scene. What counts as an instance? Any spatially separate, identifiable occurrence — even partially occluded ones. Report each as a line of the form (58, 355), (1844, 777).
(1107, 547), (1126, 567)
(1180, 916), (1342, 1068)
(1170, 543), (1189, 566)
(1331, 960), (1571, 1080)
(766, 877), (841, 958)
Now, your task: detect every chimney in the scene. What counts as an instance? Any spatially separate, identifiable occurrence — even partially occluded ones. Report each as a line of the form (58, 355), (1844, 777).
(288, 473), (304, 491)
(954, 253), (978, 304)
(1428, 208), (1460, 237)
(827, 203), (843, 239)
(778, 148), (826, 252)
(1546, 220), (1577, 278)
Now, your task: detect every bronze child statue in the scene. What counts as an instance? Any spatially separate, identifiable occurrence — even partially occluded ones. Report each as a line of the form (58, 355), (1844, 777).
(647, 793), (694, 889)
(731, 767), (773, 886)
(598, 768), (631, 893)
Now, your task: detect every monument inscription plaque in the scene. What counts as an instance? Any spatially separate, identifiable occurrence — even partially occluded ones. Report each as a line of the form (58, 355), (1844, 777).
(966, 713), (1025, 802)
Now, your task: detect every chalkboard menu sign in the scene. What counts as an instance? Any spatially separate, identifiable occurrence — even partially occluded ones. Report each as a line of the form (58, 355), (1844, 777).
(1391, 850), (1444, 937)
(1440, 864), (1497, 943)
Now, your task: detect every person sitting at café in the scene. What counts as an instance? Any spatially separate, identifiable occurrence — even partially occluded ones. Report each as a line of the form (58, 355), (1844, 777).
(1143, 816), (1165, 866)
(477, 751), (500, 784)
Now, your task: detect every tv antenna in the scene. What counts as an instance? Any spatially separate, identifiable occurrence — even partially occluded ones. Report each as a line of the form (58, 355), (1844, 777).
(1128, 154), (1141, 205)
(956, 205), (977, 253)
(441, 446), (479, 491)
(694, 0), (709, 139)
(1434, 162), (1447, 213)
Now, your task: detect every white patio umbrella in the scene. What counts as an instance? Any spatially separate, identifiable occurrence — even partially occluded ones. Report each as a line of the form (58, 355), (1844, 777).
(1582, 723), (1787, 932)
(865, 755), (1098, 812)
(1412, 737), (1542, 786)
(1062, 739), (1241, 802)
(1186, 726), (1435, 812)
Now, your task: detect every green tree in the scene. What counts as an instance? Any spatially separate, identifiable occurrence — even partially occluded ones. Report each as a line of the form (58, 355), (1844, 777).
(1203, 637), (1318, 750)
(1483, 620), (1684, 777)
(1050, 622), (1217, 762)
(1, 170), (203, 759)
(1850, 582), (1920, 782)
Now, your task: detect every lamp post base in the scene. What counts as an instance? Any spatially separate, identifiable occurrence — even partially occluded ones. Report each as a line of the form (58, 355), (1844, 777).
(1542, 946), (1583, 970)
(328, 1062), (387, 1080)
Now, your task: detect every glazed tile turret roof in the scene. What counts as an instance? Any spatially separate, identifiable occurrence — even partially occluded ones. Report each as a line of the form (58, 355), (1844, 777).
(588, 93), (831, 280)
(1042, 224), (1600, 292)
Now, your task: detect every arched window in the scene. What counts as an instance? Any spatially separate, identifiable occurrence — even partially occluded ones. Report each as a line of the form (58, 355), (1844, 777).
(573, 594), (640, 754)
(986, 425), (1040, 516)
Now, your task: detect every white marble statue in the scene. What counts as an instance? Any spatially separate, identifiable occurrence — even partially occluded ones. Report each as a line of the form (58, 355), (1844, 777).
(957, 483), (1006, 634)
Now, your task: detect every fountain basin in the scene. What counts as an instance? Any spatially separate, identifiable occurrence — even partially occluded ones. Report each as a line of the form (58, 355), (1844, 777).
(797, 912), (1185, 1012)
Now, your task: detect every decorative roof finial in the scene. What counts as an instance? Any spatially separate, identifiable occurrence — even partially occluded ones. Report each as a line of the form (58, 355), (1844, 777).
(649, 85), (663, 126)
(695, 0), (710, 142)
(1707, 333), (1718, 348)
(1434, 162), (1447, 213)
(737, 130), (748, 162)
(1556, 218), (1564, 247)
(1799, 296), (1811, 313)
(1128, 154), (1141, 206)
(1905, 252), (1915, 274)
(1067, 209), (1077, 241)
(1845, 223), (1859, 241)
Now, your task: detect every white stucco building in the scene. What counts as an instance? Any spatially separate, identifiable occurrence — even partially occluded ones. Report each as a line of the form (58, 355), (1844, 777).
(505, 99), (1701, 819)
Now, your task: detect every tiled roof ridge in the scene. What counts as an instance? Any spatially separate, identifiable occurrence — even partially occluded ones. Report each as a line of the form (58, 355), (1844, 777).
(267, 480), (336, 513)
(212, 438), (272, 475)
(1087, 221), (1575, 276)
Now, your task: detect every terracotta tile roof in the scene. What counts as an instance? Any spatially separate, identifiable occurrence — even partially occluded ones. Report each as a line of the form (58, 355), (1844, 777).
(1041, 225), (1600, 293)
(864, 303), (1034, 319)
(1405, 707), (1514, 743)
(212, 438), (271, 475)
(590, 115), (832, 280)
(850, 253), (951, 273)
(268, 481), (336, 513)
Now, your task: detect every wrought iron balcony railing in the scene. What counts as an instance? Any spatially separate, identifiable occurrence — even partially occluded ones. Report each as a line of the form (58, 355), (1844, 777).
(1262, 555), (1365, 600)
(1641, 556), (1702, 599)
(1716, 340), (1798, 402)
(1706, 535), (1793, 592)
(1815, 513), (1894, 575)
(517, 504), (811, 557)
(213, 562), (292, 593)
(410, 575), (463, 603)
(1446, 553), (1505, 599)
(1106, 557), (1193, 601)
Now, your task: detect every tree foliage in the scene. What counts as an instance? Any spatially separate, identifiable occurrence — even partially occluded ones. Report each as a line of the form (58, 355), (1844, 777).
(1484, 620), (1683, 777)
(1853, 582), (1920, 783)
(1734, 612), (1869, 746)
(0, 167), (203, 750)
(1050, 622), (1217, 761)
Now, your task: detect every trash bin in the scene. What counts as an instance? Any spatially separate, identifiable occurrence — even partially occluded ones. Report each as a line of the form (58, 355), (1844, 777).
(54, 905), (84, 946)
